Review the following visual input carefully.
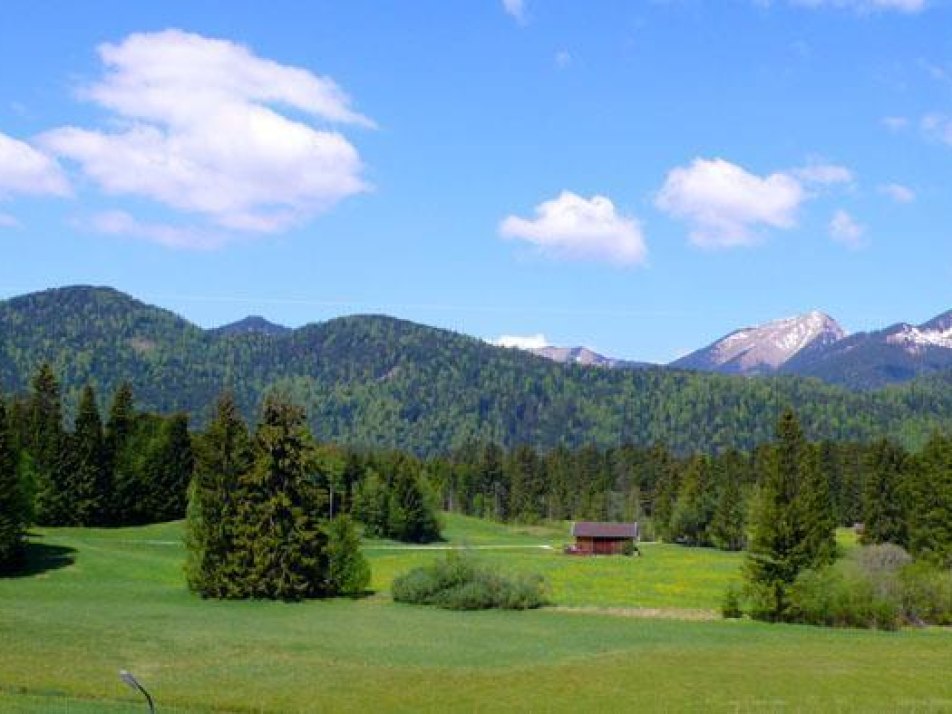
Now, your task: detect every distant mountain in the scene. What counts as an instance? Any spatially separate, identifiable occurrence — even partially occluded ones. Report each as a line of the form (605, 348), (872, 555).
(672, 311), (847, 375)
(782, 310), (952, 389)
(212, 315), (291, 337)
(527, 346), (650, 369)
(2, 286), (951, 453)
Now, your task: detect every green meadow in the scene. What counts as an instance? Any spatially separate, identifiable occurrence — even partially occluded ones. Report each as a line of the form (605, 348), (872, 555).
(1, 515), (950, 713)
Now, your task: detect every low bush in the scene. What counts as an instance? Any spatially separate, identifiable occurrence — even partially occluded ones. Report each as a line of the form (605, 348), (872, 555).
(391, 551), (549, 610)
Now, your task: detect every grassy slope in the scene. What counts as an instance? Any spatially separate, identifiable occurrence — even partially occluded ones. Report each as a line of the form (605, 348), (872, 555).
(0, 517), (949, 713)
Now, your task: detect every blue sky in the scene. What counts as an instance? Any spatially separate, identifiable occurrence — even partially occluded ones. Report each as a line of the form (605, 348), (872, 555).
(0, 0), (949, 362)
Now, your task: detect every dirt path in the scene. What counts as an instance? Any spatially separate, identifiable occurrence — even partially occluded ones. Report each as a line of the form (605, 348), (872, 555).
(549, 605), (719, 621)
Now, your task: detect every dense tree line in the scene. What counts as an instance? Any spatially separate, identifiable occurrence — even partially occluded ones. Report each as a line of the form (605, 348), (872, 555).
(5, 287), (952, 458)
(0, 364), (193, 532)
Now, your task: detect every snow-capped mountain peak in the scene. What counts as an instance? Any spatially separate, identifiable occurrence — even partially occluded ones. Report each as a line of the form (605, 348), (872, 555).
(673, 311), (847, 374)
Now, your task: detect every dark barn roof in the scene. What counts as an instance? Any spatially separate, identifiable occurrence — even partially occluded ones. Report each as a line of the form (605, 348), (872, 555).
(571, 521), (639, 539)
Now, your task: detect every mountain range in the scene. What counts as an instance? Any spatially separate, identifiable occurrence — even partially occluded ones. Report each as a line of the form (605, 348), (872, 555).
(523, 309), (952, 391)
(1, 285), (951, 455)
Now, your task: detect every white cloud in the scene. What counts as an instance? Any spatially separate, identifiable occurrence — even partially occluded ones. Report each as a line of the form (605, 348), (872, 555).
(655, 158), (805, 248)
(502, 0), (527, 22)
(922, 113), (952, 145)
(555, 50), (572, 69)
(0, 131), (70, 198)
(493, 333), (549, 350)
(500, 191), (648, 266)
(830, 209), (866, 248)
(879, 183), (916, 203)
(882, 116), (910, 131)
(86, 210), (225, 250)
(789, 0), (926, 12)
(0, 212), (21, 228)
(793, 162), (854, 186)
(40, 29), (371, 246)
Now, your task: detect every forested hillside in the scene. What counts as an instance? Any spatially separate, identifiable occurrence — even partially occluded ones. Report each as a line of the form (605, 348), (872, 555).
(2, 286), (952, 455)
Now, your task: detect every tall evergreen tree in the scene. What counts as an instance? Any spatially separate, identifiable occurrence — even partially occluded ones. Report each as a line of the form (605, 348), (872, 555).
(0, 396), (26, 571)
(70, 385), (107, 526)
(745, 409), (832, 620)
(186, 392), (251, 597)
(861, 438), (909, 548)
(795, 443), (837, 568)
(909, 432), (952, 566)
(146, 414), (194, 523)
(104, 382), (136, 524)
(709, 456), (747, 551)
(323, 514), (371, 595)
(28, 363), (68, 525)
(228, 394), (327, 600)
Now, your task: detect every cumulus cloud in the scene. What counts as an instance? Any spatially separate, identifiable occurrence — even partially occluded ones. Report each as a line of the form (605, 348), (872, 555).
(655, 158), (805, 248)
(879, 183), (916, 203)
(0, 131), (70, 198)
(830, 209), (866, 248)
(502, 0), (527, 22)
(500, 191), (648, 266)
(493, 334), (549, 350)
(789, 0), (926, 12)
(40, 29), (371, 246)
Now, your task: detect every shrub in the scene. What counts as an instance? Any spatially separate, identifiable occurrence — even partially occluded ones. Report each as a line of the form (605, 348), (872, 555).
(900, 561), (952, 626)
(788, 564), (901, 631)
(721, 585), (743, 619)
(391, 551), (548, 611)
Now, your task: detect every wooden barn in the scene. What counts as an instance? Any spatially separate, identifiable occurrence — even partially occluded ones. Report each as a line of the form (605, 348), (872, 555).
(569, 521), (639, 555)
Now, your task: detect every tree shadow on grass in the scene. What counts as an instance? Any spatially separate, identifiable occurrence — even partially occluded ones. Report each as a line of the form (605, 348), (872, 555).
(1, 536), (76, 578)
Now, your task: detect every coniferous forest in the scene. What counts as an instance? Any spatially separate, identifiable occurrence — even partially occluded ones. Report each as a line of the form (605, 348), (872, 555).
(1, 361), (950, 622)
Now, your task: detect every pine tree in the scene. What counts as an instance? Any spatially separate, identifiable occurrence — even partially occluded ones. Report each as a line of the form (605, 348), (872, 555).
(228, 394), (327, 600)
(28, 364), (68, 525)
(323, 514), (371, 595)
(709, 462), (747, 551)
(387, 465), (440, 543)
(795, 443), (836, 568)
(147, 414), (194, 523)
(186, 392), (251, 597)
(352, 468), (389, 537)
(669, 455), (714, 546)
(70, 385), (107, 526)
(104, 382), (136, 525)
(909, 432), (952, 566)
(861, 438), (909, 548)
(745, 409), (829, 620)
(0, 396), (26, 571)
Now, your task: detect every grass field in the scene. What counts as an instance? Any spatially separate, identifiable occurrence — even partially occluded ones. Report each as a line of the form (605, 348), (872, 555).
(0, 515), (950, 712)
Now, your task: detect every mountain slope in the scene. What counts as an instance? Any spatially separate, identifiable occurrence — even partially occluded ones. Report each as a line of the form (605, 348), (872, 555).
(672, 311), (847, 375)
(783, 311), (952, 389)
(1, 286), (951, 454)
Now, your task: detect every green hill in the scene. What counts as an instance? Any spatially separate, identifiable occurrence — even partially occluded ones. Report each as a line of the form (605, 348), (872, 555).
(2, 286), (951, 455)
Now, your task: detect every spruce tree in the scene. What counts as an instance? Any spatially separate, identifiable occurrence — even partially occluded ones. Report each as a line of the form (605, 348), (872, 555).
(709, 466), (747, 551)
(28, 364), (69, 525)
(387, 466), (440, 543)
(352, 468), (389, 537)
(861, 438), (909, 548)
(186, 392), (252, 597)
(795, 443), (837, 568)
(228, 394), (327, 600)
(0, 396), (26, 571)
(909, 432), (952, 566)
(147, 414), (194, 523)
(70, 385), (107, 526)
(104, 382), (136, 525)
(324, 514), (371, 595)
(745, 409), (829, 620)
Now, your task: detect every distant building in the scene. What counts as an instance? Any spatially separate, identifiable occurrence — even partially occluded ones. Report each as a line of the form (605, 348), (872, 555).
(569, 521), (639, 555)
